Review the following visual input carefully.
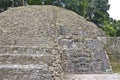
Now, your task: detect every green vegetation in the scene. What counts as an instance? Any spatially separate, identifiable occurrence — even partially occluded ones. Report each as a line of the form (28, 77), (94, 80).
(111, 62), (120, 73)
(28, 0), (54, 5)
(108, 54), (120, 72)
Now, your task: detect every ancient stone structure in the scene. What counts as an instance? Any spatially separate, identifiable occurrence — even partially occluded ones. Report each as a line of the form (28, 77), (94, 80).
(98, 37), (120, 64)
(0, 5), (115, 80)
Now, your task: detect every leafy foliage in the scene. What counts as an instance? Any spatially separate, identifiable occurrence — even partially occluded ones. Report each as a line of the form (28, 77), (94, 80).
(27, 0), (65, 5)
(0, 0), (8, 11)
(65, 0), (89, 17)
(102, 21), (117, 36)
(110, 20), (120, 36)
(27, 0), (42, 5)
(86, 0), (110, 26)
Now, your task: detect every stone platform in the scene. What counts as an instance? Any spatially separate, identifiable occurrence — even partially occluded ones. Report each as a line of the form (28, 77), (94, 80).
(64, 74), (120, 80)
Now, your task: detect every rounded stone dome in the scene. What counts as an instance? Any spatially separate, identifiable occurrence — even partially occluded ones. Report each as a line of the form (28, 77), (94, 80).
(0, 5), (105, 46)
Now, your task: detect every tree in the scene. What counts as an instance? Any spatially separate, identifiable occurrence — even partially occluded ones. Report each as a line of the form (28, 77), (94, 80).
(102, 21), (117, 36)
(0, 0), (9, 11)
(111, 20), (120, 36)
(65, 0), (89, 17)
(27, 0), (42, 5)
(27, 0), (54, 5)
(86, 0), (110, 27)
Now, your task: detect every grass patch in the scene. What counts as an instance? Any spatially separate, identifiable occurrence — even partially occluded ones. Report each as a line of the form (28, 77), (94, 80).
(108, 54), (120, 73)
(111, 62), (120, 73)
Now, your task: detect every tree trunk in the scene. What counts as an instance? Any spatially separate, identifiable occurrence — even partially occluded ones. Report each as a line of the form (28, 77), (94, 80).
(11, 0), (14, 7)
(22, 0), (25, 6)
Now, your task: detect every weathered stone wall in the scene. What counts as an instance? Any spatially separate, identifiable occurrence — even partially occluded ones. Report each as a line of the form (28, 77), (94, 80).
(98, 37), (120, 60)
(58, 36), (111, 73)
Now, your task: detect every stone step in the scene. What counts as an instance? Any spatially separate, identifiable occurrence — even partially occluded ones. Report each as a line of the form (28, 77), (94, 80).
(64, 74), (120, 80)
(0, 54), (55, 65)
(0, 64), (53, 80)
(0, 64), (48, 69)
(0, 46), (52, 54)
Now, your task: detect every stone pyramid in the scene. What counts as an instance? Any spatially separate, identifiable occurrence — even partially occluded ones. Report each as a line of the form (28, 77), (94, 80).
(0, 5), (111, 80)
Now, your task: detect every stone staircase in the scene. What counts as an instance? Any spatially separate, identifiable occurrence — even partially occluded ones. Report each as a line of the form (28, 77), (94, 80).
(0, 46), (62, 80)
(0, 37), (112, 80)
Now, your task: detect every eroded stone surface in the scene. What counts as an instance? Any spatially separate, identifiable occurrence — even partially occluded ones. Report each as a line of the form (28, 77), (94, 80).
(60, 37), (111, 73)
(0, 5), (115, 80)
(0, 47), (62, 80)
